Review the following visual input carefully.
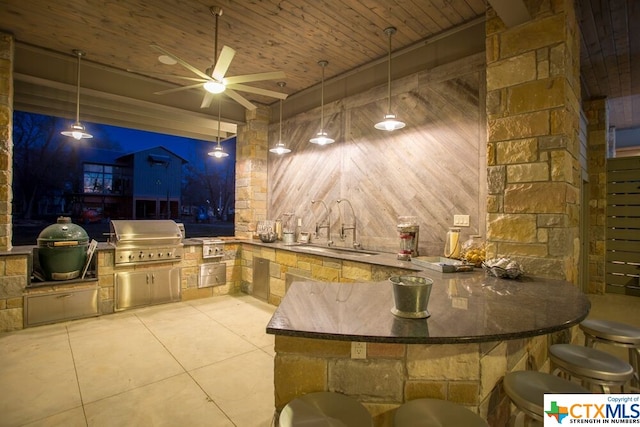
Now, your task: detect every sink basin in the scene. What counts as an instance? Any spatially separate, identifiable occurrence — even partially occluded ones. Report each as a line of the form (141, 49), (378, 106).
(295, 245), (378, 257)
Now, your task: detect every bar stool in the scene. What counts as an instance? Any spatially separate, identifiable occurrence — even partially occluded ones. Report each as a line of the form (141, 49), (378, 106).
(394, 398), (488, 427)
(549, 344), (634, 393)
(278, 391), (373, 427)
(580, 319), (640, 388)
(503, 371), (590, 425)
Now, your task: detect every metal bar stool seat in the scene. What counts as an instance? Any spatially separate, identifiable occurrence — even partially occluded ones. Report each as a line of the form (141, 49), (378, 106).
(549, 344), (634, 393)
(503, 371), (590, 423)
(394, 398), (488, 427)
(278, 391), (373, 427)
(580, 319), (640, 387)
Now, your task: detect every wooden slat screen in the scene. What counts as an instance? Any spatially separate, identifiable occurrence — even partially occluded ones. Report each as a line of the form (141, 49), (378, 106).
(606, 156), (640, 295)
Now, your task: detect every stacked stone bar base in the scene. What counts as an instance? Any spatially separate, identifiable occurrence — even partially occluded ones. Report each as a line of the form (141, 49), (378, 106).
(274, 329), (577, 427)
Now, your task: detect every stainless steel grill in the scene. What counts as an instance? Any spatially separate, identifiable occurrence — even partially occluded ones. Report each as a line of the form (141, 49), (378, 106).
(110, 220), (184, 265)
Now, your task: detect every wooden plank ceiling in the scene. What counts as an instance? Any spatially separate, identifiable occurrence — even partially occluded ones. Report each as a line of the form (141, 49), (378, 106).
(0, 0), (638, 130)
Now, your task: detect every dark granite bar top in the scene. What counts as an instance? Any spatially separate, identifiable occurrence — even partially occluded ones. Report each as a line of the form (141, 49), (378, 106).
(266, 271), (591, 344)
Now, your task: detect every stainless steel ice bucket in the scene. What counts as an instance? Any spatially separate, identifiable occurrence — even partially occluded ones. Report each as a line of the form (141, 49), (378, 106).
(389, 275), (433, 319)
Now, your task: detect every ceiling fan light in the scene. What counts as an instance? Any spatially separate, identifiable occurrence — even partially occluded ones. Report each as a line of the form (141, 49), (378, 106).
(374, 114), (406, 131)
(61, 122), (93, 140)
(157, 54), (177, 65)
(309, 131), (335, 145)
(204, 80), (226, 94)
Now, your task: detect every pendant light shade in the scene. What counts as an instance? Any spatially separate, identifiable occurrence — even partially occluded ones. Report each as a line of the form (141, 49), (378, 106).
(270, 82), (291, 154)
(309, 60), (334, 145)
(208, 97), (229, 158)
(61, 49), (93, 140)
(374, 27), (406, 131)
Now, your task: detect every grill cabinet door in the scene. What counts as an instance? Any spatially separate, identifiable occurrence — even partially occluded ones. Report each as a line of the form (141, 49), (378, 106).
(115, 271), (151, 311)
(115, 267), (181, 311)
(149, 267), (181, 304)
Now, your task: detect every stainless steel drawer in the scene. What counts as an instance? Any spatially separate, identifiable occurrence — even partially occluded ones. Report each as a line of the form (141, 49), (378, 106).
(199, 263), (226, 288)
(24, 286), (99, 327)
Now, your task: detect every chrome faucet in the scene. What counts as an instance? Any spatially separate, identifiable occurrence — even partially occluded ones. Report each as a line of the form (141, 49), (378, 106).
(337, 198), (360, 249)
(311, 199), (333, 246)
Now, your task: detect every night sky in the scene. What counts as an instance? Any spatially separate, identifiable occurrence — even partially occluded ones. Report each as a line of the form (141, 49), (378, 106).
(93, 121), (235, 171)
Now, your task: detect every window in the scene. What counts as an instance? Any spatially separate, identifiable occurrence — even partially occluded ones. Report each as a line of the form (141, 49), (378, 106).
(83, 164), (113, 194)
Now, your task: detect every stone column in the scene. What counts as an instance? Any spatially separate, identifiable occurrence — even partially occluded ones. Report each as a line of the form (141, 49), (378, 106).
(0, 33), (13, 251)
(583, 98), (608, 293)
(485, 0), (581, 282)
(234, 106), (269, 238)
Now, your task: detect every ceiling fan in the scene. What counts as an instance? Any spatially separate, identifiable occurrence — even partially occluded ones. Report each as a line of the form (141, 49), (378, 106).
(139, 6), (287, 110)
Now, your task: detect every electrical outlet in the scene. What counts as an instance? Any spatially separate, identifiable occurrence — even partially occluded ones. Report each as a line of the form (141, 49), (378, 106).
(351, 342), (366, 359)
(453, 214), (470, 227)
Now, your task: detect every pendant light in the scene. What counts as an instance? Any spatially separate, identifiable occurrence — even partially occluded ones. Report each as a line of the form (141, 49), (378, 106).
(309, 60), (334, 145)
(270, 82), (292, 155)
(208, 97), (229, 158)
(374, 27), (406, 131)
(61, 49), (93, 140)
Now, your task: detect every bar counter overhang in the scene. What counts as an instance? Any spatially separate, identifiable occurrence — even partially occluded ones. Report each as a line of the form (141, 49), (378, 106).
(266, 270), (590, 426)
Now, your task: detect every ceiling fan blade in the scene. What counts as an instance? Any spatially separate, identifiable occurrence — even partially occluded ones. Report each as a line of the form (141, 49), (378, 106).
(212, 45), (236, 81)
(127, 69), (207, 83)
(150, 44), (212, 81)
(226, 83), (288, 99)
(224, 71), (286, 85)
(201, 92), (214, 109)
(154, 82), (204, 95)
(225, 88), (257, 110)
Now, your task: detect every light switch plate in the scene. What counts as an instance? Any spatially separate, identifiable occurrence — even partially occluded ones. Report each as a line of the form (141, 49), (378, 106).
(453, 214), (470, 227)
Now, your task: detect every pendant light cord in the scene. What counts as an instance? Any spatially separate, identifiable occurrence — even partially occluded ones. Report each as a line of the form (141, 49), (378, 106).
(384, 27), (396, 115)
(319, 61), (326, 131)
(74, 51), (82, 122)
(217, 96), (222, 146)
(279, 97), (283, 142)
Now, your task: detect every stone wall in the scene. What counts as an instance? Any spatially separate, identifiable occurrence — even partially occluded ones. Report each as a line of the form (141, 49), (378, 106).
(0, 33), (13, 251)
(583, 98), (608, 294)
(0, 253), (28, 331)
(180, 243), (242, 301)
(272, 331), (569, 427)
(240, 244), (413, 306)
(485, 0), (582, 281)
(235, 107), (269, 239)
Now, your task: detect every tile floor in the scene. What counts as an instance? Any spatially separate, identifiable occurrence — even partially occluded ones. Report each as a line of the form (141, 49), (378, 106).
(1, 292), (638, 427)
(0, 294), (277, 427)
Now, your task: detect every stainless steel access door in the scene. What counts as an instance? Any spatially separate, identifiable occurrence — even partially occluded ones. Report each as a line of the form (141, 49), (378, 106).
(115, 267), (180, 311)
(253, 257), (270, 301)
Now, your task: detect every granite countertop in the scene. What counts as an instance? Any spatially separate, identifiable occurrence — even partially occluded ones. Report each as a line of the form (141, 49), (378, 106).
(266, 271), (591, 344)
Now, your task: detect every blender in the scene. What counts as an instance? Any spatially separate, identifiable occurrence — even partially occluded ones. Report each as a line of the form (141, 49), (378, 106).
(397, 216), (419, 261)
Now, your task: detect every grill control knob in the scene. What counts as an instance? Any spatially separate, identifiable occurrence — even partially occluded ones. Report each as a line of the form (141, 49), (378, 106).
(158, 253), (163, 257)
(148, 253), (153, 258)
